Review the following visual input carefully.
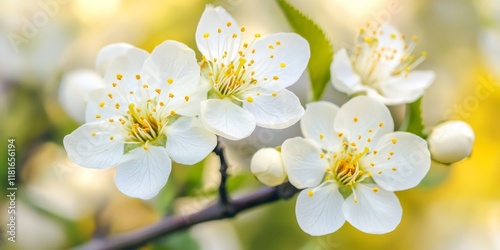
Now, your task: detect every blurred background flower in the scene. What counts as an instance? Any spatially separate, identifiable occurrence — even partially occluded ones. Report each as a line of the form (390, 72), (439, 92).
(1, 0), (499, 249)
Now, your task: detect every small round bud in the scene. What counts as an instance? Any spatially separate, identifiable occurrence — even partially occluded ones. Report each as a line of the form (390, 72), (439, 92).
(427, 120), (475, 164)
(250, 148), (286, 186)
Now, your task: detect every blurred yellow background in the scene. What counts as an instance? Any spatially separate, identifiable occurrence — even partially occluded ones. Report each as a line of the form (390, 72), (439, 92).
(1, 0), (499, 249)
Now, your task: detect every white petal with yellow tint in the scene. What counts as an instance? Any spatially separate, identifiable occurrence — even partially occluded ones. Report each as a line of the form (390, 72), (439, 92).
(362, 132), (430, 191)
(166, 117), (217, 165)
(295, 184), (345, 236)
(242, 88), (304, 129)
(115, 146), (171, 199)
(103, 46), (149, 94)
(249, 33), (310, 90)
(380, 70), (435, 105)
(282, 137), (329, 189)
(334, 96), (393, 150)
(331, 48), (363, 95)
(300, 101), (340, 150)
(95, 43), (134, 75)
(343, 184), (402, 234)
(142, 40), (201, 98)
(63, 121), (124, 169)
(200, 99), (256, 140)
(196, 5), (241, 61)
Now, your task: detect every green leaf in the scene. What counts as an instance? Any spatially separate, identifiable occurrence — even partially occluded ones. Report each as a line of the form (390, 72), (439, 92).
(150, 231), (200, 250)
(402, 97), (426, 138)
(276, 0), (333, 101)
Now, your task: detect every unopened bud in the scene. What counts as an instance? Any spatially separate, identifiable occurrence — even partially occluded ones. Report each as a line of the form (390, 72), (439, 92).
(250, 148), (286, 186)
(428, 120), (475, 164)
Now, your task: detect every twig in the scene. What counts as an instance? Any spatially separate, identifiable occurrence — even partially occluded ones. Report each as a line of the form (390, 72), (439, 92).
(212, 138), (234, 216)
(74, 140), (300, 250)
(73, 182), (299, 250)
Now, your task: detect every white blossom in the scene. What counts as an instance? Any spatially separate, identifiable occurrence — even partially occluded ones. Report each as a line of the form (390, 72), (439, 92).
(282, 96), (430, 235)
(195, 6), (309, 140)
(64, 41), (216, 199)
(331, 24), (435, 105)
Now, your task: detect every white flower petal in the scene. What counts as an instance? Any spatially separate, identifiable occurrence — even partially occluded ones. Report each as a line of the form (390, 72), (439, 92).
(115, 146), (171, 199)
(248, 33), (310, 90)
(85, 88), (126, 123)
(103, 46), (149, 94)
(95, 43), (134, 75)
(242, 88), (304, 129)
(166, 85), (208, 117)
(362, 132), (431, 191)
(58, 69), (105, 123)
(166, 117), (217, 165)
(343, 184), (402, 234)
(300, 101), (341, 151)
(142, 40), (201, 97)
(296, 184), (345, 236)
(334, 96), (394, 150)
(200, 99), (256, 140)
(63, 121), (124, 169)
(380, 70), (436, 105)
(368, 24), (405, 78)
(282, 137), (329, 189)
(195, 5), (241, 62)
(330, 48), (363, 95)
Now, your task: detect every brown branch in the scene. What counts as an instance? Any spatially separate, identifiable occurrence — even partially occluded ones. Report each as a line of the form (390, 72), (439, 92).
(212, 139), (234, 216)
(72, 182), (299, 250)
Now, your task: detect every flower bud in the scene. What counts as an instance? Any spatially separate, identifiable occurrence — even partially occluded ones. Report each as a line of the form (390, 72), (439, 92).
(250, 148), (286, 186)
(58, 70), (105, 123)
(427, 120), (475, 164)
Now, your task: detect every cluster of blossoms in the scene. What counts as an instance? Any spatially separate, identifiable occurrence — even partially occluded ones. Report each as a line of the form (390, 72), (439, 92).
(63, 6), (309, 199)
(249, 23), (474, 235)
(61, 5), (474, 236)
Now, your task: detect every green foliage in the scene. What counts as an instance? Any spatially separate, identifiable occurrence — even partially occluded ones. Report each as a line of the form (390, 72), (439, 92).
(276, 0), (333, 101)
(150, 231), (200, 250)
(402, 97), (427, 138)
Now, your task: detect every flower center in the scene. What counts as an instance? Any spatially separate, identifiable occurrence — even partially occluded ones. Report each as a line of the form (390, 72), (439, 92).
(334, 160), (362, 185)
(200, 24), (271, 102)
(124, 102), (166, 143)
(205, 57), (257, 98)
(92, 73), (184, 149)
(324, 146), (370, 186)
(352, 24), (428, 87)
